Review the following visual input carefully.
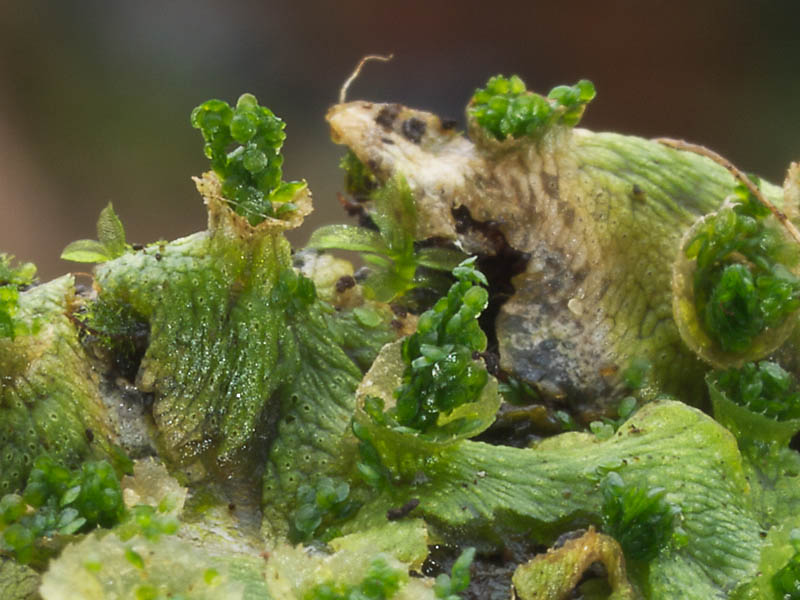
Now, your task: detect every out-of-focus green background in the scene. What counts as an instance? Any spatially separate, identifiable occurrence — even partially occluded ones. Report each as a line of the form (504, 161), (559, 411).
(1, 1), (798, 280)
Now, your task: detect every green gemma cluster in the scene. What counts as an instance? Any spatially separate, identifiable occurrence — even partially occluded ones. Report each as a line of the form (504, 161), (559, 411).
(0, 254), (37, 339)
(469, 75), (596, 140)
(685, 180), (800, 354)
(191, 93), (304, 225)
(303, 556), (404, 600)
(394, 258), (489, 431)
(0, 457), (124, 565)
(292, 477), (357, 543)
(710, 361), (800, 422)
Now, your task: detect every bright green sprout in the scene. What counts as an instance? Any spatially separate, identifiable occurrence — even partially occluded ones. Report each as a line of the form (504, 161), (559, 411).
(710, 361), (800, 421)
(621, 357), (652, 390)
(308, 175), (465, 303)
(61, 203), (129, 264)
(191, 93), (305, 225)
(685, 179), (800, 354)
(291, 476), (358, 543)
(469, 74), (596, 140)
(303, 555), (404, 600)
(772, 529), (800, 599)
(590, 396), (639, 440)
(600, 471), (685, 562)
(433, 547), (475, 600)
(0, 456), (125, 565)
(393, 257), (489, 431)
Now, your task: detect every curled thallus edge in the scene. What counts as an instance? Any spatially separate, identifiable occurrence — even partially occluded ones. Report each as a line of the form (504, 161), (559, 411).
(661, 141), (800, 367)
(658, 138), (800, 246)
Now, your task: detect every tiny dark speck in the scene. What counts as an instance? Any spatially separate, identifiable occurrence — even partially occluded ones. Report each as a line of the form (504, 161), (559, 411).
(155, 253), (162, 261)
(401, 118), (426, 144)
(386, 498), (420, 521)
(335, 275), (356, 293)
(380, 137), (395, 145)
(440, 119), (458, 130)
(85, 428), (94, 442)
(632, 184), (645, 201)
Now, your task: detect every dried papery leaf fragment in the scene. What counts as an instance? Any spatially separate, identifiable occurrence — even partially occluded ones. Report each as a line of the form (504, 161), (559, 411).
(512, 527), (636, 600)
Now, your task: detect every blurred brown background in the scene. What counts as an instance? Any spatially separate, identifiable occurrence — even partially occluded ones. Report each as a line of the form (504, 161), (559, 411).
(1, 0), (798, 280)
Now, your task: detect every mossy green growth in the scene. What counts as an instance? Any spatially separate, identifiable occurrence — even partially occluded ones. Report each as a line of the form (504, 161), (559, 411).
(600, 471), (685, 562)
(191, 93), (305, 225)
(685, 180), (800, 355)
(469, 74), (595, 140)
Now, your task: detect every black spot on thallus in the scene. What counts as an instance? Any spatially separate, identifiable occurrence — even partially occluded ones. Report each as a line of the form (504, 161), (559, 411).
(632, 184), (646, 202)
(401, 118), (426, 144)
(375, 104), (402, 130)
